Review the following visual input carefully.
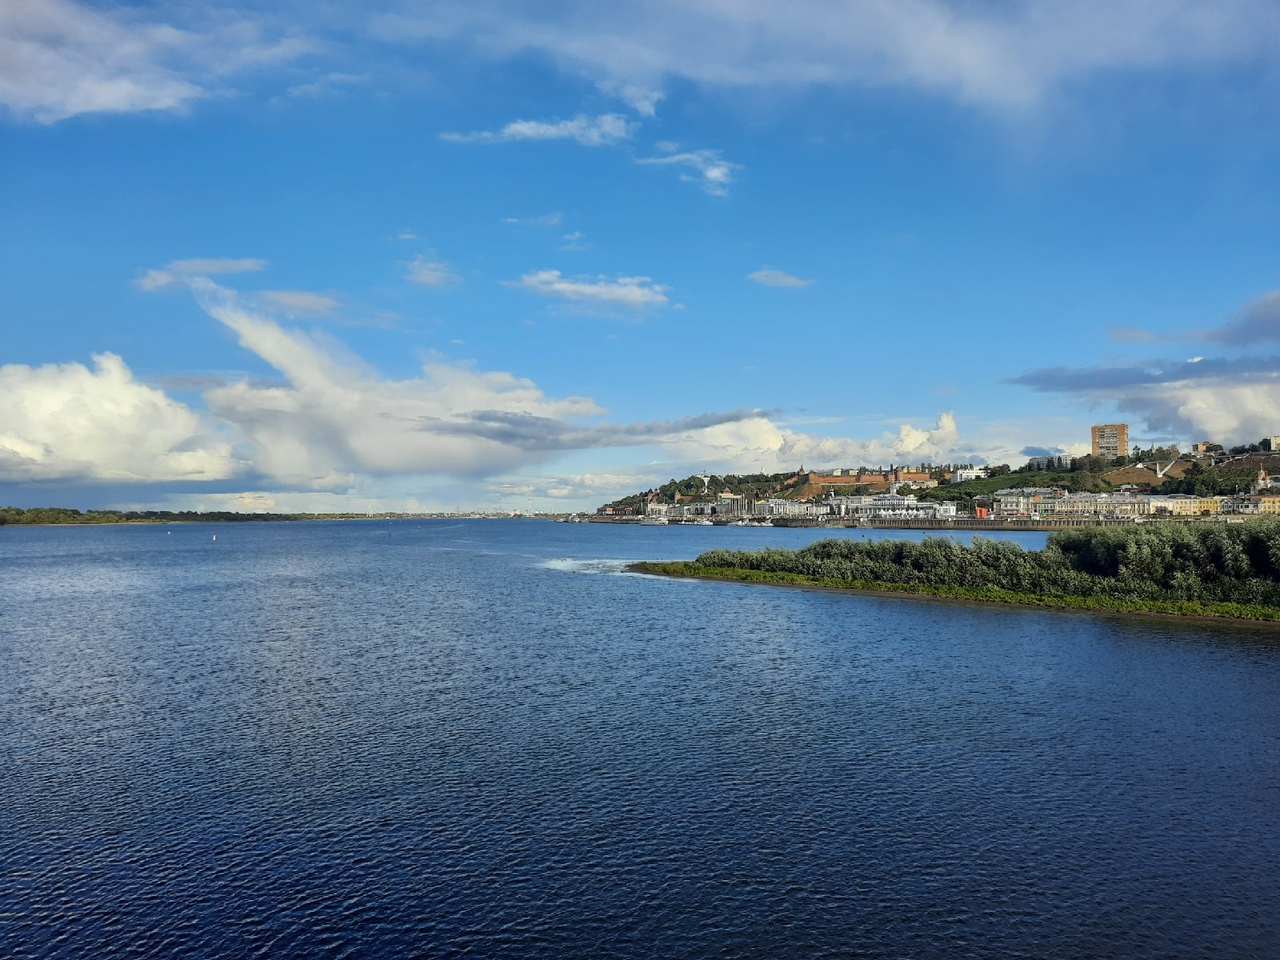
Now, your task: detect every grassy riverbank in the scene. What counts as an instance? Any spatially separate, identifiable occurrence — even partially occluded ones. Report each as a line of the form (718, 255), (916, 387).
(631, 520), (1280, 623)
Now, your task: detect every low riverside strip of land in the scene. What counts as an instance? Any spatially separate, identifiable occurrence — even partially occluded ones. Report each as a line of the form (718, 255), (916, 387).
(629, 521), (1280, 624)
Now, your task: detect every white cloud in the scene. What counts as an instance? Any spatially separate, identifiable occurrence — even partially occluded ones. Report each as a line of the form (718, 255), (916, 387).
(260, 290), (339, 314)
(1117, 378), (1280, 447)
(406, 255), (459, 286)
(747, 268), (812, 288)
(0, 352), (236, 482)
(512, 270), (670, 310)
(372, 1), (1280, 110)
(637, 148), (739, 196)
(186, 282), (605, 487)
(671, 412), (966, 474)
(0, 0), (311, 123)
(561, 231), (587, 251)
(441, 113), (635, 146)
(136, 269), (178, 291)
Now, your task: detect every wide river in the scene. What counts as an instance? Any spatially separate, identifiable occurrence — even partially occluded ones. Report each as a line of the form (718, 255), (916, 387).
(2, 519), (1278, 959)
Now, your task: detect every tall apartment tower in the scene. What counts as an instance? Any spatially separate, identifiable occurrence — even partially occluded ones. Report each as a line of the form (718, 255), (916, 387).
(1091, 423), (1129, 460)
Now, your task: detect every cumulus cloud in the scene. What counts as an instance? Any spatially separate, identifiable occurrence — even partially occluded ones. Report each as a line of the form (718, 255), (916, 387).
(260, 290), (339, 314)
(512, 270), (670, 310)
(637, 148), (738, 196)
(653, 411), (970, 476)
(0, 352), (236, 482)
(406, 255), (459, 286)
(441, 113), (635, 146)
(747, 268), (812, 288)
(370, 0), (1280, 110)
(0, 0), (311, 123)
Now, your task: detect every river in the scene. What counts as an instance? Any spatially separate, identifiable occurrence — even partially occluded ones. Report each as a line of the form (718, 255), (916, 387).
(2, 519), (1277, 958)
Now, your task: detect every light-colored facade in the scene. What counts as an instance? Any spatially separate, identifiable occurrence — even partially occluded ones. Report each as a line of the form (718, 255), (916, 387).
(992, 488), (1061, 517)
(826, 494), (956, 520)
(1026, 454), (1072, 471)
(1091, 423), (1129, 461)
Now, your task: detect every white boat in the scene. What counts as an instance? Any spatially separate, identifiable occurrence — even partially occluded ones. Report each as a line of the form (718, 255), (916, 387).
(638, 515), (668, 525)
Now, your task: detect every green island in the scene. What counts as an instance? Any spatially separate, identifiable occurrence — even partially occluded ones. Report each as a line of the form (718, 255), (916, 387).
(630, 519), (1280, 623)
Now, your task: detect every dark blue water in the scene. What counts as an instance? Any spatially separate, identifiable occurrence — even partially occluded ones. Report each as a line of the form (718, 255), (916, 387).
(2, 520), (1278, 959)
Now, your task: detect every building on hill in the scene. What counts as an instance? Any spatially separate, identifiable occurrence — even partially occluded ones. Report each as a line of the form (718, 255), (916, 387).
(952, 467), (989, 482)
(1026, 454), (1071, 471)
(804, 467), (932, 488)
(1091, 423), (1129, 460)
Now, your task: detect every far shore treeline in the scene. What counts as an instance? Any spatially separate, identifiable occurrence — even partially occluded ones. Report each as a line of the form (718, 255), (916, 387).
(632, 519), (1280, 623)
(0, 507), (308, 525)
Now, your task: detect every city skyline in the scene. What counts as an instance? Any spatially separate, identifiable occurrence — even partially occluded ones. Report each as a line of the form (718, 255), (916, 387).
(3, 1), (1280, 512)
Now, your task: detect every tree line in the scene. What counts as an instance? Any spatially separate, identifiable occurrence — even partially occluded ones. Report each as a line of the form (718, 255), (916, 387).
(0, 507), (305, 525)
(671, 520), (1280, 613)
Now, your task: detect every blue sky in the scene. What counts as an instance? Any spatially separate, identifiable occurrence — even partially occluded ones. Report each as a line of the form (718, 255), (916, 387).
(3, 1), (1280, 512)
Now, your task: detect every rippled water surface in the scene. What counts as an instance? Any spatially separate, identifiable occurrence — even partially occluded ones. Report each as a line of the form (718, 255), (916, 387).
(2, 520), (1279, 959)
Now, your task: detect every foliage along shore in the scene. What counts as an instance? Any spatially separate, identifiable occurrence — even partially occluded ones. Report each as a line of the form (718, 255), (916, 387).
(629, 519), (1280, 624)
(0, 506), (311, 526)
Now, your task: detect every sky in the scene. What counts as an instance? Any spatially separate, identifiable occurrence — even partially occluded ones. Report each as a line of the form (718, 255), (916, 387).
(2, 0), (1280, 513)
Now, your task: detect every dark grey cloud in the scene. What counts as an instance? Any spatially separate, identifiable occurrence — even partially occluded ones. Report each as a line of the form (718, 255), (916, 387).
(1009, 355), (1280, 393)
(415, 408), (767, 451)
(1201, 290), (1280, 346)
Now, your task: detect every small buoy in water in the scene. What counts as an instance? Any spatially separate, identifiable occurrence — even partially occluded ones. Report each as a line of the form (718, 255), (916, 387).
(212, 534), (217, 541)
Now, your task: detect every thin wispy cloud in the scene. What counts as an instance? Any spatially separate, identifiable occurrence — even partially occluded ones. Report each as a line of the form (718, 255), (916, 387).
(598, 80), (664, 117)
(637, 148), (739, 196)
(285, 72), (367, 100)
(136, 257), (268, 290)
(406, 255), (459, 287)
(441, 114), (635, 147)
(168, 258), (268, 274)
(1109, 326), (1175, 343)
(512, 270), (670, 310)
(372, 1), (1280, 111)
(748, 268), (812, 288)
(260, 290), (339, 314)
(503, 213), (563, 227)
